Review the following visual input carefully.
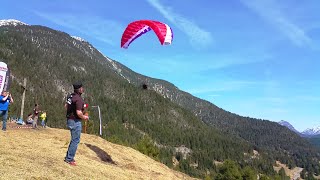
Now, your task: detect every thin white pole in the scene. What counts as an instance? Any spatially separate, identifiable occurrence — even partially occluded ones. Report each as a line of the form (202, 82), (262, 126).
(92, 105), (102, 136)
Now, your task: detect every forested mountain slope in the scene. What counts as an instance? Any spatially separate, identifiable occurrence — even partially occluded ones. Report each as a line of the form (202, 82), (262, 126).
(1, 21), (319, 179)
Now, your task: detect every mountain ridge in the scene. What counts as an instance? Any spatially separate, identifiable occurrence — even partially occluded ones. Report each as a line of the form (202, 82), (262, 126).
(277, 120), (300, 134)
(302, 127), (320, 137)
(277, 120), (320, 137)
(0, 19), (28, 26)
(0, 20), (258, 178)
(1, 19), (319, 178)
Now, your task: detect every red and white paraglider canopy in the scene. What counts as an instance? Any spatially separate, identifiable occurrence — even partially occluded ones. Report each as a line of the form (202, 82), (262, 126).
(121, 20), (173, 49)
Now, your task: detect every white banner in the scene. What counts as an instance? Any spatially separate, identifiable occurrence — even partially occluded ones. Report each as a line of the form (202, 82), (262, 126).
(0, 61), (8, 93)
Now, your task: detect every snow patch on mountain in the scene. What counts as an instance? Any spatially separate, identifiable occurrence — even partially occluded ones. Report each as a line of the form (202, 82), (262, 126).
(71, 36), (87, 42)
(277, 120), (300, 134)
(302, 127), (320, 136)
(0, 19), (28, 26)
(97, 50), (130, 83)
(278, 120), (320, 137)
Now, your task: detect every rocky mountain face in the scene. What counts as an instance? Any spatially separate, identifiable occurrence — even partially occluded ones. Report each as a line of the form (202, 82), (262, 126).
(278, 120), (300, 134)
(302, 127), (320, 137)
(277, 120), (320, 137)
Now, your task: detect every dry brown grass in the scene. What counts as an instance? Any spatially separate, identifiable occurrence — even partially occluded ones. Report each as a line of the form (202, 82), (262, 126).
(0, 124), (197, 180)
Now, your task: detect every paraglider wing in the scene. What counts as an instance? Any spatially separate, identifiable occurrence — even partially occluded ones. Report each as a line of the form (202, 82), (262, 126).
(121, 20), (173, 49)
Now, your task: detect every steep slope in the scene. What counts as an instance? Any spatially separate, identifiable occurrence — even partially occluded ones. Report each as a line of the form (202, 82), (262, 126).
(0, 21), (259, 178)
(111, 36), (320, 175)
(278, 120), (300, 134)
(1, 20), (319, 177)
(0, 127), (195, 180)
(307, 135), (320, 148)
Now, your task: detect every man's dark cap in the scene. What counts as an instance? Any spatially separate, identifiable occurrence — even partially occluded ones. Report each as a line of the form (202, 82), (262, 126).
(73, 82), (83, 89)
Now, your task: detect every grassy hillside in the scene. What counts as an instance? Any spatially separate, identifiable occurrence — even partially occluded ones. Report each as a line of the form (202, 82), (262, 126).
(0, 125), (196, 180)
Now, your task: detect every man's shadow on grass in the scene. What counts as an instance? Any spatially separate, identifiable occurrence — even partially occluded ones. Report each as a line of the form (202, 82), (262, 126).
(85, 143), (117, 165)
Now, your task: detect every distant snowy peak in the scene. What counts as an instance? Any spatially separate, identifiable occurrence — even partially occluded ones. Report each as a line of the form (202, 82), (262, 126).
(278, 120), (320, 137)
(0, 19), (28, 27)
(302, 127), (320, 136)
(278, 120), (291, 126)
(278, 120), (300, 134)
(71, 36), (87, 42)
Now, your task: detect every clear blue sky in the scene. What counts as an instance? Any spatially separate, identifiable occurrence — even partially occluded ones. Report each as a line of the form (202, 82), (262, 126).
(1, 0), (319, 131)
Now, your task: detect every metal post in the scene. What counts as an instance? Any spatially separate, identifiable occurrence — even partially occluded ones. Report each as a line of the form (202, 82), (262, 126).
(92, 105), (102, 136)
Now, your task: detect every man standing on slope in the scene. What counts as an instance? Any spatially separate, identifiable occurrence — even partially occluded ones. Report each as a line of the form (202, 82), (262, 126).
(64, 82), (88, 166)
(0, 91), (13, 131)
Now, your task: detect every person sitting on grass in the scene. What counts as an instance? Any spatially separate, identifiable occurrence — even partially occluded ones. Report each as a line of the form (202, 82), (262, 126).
(26, 113), (34, 124)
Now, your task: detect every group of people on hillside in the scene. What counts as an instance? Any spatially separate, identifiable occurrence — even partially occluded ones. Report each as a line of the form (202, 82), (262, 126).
(0, 90), (48, 130)
(26, 104), (47, 128)
(1, 81), (88, 167)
